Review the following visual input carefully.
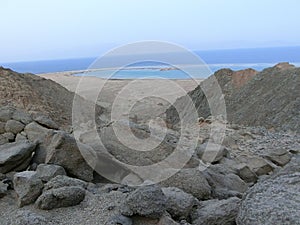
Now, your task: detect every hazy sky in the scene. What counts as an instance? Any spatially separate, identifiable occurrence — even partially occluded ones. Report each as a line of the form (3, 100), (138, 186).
(1, 0), (300, 62)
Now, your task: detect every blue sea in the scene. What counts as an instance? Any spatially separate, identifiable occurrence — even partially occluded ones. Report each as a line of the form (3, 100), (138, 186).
(2, 46), (300, 79)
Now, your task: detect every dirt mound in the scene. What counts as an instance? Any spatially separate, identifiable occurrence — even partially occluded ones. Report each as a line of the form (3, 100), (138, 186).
(0, 67), (103, 129)
(166, 63), (300, 133)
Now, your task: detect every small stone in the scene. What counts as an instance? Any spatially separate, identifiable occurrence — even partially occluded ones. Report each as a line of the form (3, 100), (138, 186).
(0, 181), (8, 198)
(106, 214), (133, 225)
(44, 175), (87, 190)
(36, 164), (66, 182)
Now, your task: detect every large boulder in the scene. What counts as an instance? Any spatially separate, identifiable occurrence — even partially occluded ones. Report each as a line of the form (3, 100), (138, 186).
(121, 185), (167, 219)
(161, 168), (211, 200)
(35, 186), (86, 210)
(162, 187), (198, 219)
(0, 141), (36, 173)
(191, 197), (241, 225)
(236, 156), (300, 225)
(45, 131), (94, 181)
(204, 165), (248, 199)
(13, 171), (44, 207)
(24, 122), (54, 164)
(35, 164), (66, 182)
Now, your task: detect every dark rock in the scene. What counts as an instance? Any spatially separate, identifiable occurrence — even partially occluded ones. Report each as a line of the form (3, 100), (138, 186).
(161, 168), (211, 200)
(0, 181), (8, 198)
(34, 115), (59, 130)
(236, 156), (300, 225)
(0, 141), (36, 173)
(44, 175), (87, 190)
(5, 120), (25, 134)
(35, 186), (86, 210)
(35, 164), (66, 182)
(45, 131), (94, 181)
(162, 187), (198, 219)
(191, 197), (241, 225)
(121, 185), (167, 219)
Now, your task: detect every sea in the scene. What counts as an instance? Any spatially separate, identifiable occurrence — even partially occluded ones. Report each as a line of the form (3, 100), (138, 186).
(2, 46), (300, 79)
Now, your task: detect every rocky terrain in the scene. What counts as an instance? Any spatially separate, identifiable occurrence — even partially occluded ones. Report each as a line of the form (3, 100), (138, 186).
(0, 66), (299, 224)
(166, 62), (300, 133)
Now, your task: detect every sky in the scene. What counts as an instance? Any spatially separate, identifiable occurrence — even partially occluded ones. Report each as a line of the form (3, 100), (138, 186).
(0, 0), (300, 62)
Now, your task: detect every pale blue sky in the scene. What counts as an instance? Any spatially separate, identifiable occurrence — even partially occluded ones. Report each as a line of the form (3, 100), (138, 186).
(1, 0), (300, 62)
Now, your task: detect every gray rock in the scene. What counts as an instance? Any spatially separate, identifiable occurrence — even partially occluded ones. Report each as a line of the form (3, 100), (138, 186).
(24, 121), (54, 164)
(191, 197), (241, 225)
(162, 187), (198, 219)
(121, 185), (167, 219)
(5, 120), (25, 134)
(12, 110), (33, 125)
(44, 175), (87, 190)
(34, 115), (59, 130)
(236, 155), (274, 176)
(35, 186), (86, 210)
(0, 172), (5, 180)
(235, 164), (258, 183)
(263, 148), (291, 167)
(0, 181), (8, 198)
(161, 168), (211, 200)
(236, 156), (300, 225)
(35, 164), (66, 182)
(106, 214), (133, 225)
(45, 131), (94, 181)
(2, 132), (15, 142)
(15, 210), (47, 225)
(204, 165), (248, 199)
(0, 141), (36, 173)
(13, 171), (44, 207)
(0, 135), (8, 145)
(0, 107), (13, 122)
(15, 133), (28, 142)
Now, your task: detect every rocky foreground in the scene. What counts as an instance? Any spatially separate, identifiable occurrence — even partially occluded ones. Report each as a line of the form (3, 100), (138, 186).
(0, 65), (299, 225)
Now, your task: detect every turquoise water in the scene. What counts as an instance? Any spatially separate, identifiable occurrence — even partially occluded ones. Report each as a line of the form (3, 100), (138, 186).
(2, 46), (300, 78)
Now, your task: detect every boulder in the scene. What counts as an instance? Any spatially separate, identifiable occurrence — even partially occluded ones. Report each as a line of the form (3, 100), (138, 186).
(13, 171), (44, 207)
(15, 210), (47, 225)
(236, 155), (274, 176)
(235, 164), (258, 183)
(236, 156), (300, 225)
(24, 122), (54, 164)
(161, 168), (211, 200)
(35, 164), (66, 182)
(0, 141), (36, 173)
(34, 115), (59, 130)
(263, 148), (291, 167)
(5, 120), (25, 134)
(204, 165), (248, 199)
(121, 185), (167, 219)
(45, 131), (94, 181)
(35, 186), (86, 210)
(191, 197), (241, 225)
(162, 187), (198, 219)
(44, 175), (87, 190)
